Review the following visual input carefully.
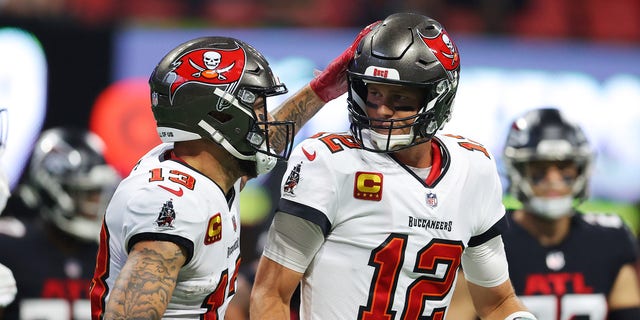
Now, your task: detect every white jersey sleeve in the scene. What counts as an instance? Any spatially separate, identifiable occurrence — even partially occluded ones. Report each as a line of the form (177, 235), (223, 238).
(461, 235), (510, 287)
(277, 137), (342, 234)
(466, 146), (507, 246)
(262, 211), (325, 273)
(121, 182), (203, 259)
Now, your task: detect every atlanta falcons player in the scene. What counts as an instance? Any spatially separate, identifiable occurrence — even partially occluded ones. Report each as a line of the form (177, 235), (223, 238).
(90, 24), (377, 319)
(449, 108), (640, 320)
(250, 13), (535, 320)
(0, 128), (120, 319)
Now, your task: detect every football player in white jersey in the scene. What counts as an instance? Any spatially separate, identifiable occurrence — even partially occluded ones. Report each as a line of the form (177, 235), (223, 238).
(90, 28), (377, 319)
(250, 13), (536, 320)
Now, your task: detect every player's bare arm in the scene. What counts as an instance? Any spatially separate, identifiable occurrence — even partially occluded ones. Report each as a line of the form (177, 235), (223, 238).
(269, 85), (325, 152)
(104, 241), (186, 319)
(250, 256), (304, 319)
(251, 212), (325, 319)
(268, 20), (380, 154)
(447, 271), (478, 319)
(468, 279), (529, 320)
(609, 263), (640, 309)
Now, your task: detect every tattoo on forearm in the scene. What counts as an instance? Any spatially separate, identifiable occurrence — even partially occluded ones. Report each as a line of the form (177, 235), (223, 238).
(271, 86), (324, 153)
(104, 247), (185, 320)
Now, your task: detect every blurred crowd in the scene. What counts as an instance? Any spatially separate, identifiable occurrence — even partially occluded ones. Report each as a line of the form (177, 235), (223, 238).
(1, 0), (639, 42)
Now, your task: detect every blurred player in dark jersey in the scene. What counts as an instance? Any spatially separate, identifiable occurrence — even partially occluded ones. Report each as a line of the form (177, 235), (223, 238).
(0, 128), (120, 319)
(448, 107), (640, 319)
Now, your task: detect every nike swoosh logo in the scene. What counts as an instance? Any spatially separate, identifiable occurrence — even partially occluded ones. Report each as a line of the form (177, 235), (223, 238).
(158, 185), (184, 197)
(301, 147), (316, 161)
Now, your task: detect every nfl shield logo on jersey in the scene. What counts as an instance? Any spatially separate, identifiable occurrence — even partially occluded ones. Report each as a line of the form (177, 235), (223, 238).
(546, 251), (566, 271)
(426, 192), (438, 208)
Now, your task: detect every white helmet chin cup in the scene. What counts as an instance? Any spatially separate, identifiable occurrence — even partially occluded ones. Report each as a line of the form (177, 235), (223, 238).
(52, 213), (102, 243)
(365, 129), (413, 152)
(255, 152), (277, 175)
(525, 195), (574, 219)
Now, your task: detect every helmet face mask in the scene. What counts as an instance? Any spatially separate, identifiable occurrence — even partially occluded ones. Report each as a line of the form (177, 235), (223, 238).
(503, 108), (594, 219)
(19, 128), (120, 242)
(149, 37), (294, 175)
(347, 13), (460, 153)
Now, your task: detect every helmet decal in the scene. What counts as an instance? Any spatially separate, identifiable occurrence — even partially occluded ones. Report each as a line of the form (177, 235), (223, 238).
(149, 36), (294, 175)
(364, 66), (400, 80)
(418, 29), (460, 71)
(168, 47), (246, 103)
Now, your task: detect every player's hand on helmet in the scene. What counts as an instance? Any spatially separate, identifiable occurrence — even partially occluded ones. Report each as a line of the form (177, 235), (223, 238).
(310, 20), (381, 102)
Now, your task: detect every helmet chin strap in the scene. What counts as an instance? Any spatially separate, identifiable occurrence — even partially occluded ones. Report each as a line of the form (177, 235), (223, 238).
(200, 89), (277, 175)
(198, 120), (277, 175)
(525, 195), (574, 219)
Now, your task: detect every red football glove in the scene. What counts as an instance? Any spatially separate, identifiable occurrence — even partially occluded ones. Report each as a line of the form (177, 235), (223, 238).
(310, 20), (381, 102)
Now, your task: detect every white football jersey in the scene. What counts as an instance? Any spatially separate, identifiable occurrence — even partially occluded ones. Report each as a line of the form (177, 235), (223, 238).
(90, 143), (241, 319)
(275, 132), (505, 319)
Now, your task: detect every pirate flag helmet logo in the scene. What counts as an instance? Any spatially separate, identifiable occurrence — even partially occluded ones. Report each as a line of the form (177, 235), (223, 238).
(167, 47), (246, 105)
(418, 27), (460, 71)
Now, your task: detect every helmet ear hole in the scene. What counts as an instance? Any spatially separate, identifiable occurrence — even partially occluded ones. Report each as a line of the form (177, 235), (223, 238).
(209, 111), (233, 124)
